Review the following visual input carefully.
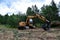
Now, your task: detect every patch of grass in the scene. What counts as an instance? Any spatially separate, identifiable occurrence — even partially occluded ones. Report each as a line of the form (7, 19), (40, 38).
(35, 23), (42, 28)
(0, 24), (17, 29)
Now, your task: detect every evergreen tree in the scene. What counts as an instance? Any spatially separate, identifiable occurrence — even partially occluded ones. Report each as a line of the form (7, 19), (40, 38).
(58, 2), (60, 16)
(51, 0), (58, 20)
(3, 14), (9, 24)
(41, 0), (58, 21)
(26, 7), (33, 16)
(0, 14), (3, 24)
(32, 5), (39, 13)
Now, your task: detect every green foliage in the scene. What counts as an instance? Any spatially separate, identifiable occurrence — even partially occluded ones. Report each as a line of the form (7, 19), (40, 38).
(26, 5), (39, 16)
(26, 7), (34, 16)
(3, 14), (9, 24)
(0, 13), (27, 28)
(41, 0), (58, 21)
(0, 14), (3, 24)
(32, 5), (39, 13)
(35, 23), (43, 28)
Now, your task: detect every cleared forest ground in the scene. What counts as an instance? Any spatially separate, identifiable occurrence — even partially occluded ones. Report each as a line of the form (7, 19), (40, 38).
(0, 25), (60, 40)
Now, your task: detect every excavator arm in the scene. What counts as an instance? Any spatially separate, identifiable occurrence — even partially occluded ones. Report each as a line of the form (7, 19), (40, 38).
(26, 13), (50, 25)
(35, 14), (49, 22)
(35, 14), (50, 31)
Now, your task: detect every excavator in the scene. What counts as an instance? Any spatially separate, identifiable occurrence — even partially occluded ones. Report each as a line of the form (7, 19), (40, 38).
(18, 13), (51, 30)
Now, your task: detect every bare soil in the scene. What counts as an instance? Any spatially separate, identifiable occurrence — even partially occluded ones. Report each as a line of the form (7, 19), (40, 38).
(0, 28), (60, 40)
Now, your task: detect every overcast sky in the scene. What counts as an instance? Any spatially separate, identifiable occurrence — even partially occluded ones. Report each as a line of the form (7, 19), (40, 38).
(0, 0), (60, 15)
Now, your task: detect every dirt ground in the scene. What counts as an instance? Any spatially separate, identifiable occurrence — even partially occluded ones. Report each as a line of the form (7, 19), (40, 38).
(0, 28), (60, 40)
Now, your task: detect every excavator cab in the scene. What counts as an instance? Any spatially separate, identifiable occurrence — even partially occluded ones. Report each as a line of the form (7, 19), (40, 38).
(26, 16), (37, 29)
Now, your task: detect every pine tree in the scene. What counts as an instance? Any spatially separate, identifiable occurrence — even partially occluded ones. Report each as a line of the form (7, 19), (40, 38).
(32, 5), (39, 13)
(51, 0), (58, 20)
(41, 0), (58, 21)
(26, 7), (32, 16)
